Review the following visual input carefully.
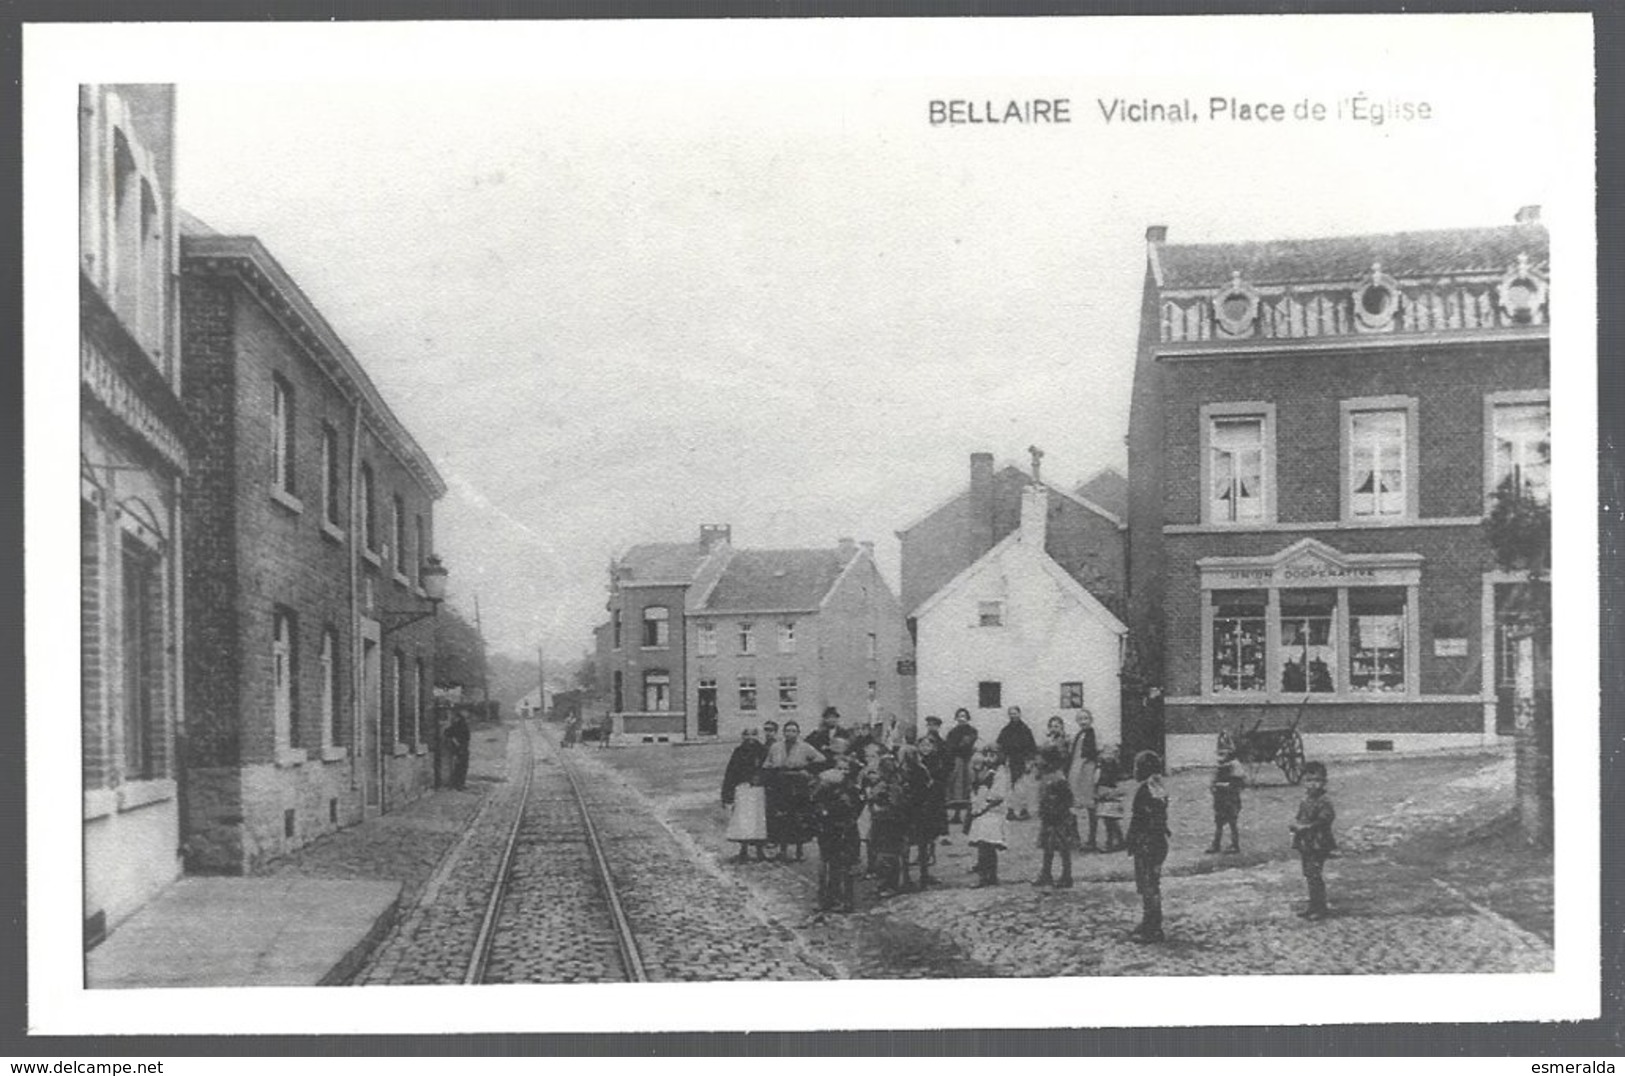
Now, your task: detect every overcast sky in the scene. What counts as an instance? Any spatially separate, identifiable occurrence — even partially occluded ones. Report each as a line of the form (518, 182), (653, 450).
(161, 18), (1585, 663)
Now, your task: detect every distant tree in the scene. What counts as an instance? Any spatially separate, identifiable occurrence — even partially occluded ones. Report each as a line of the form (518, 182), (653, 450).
(433, 604), (488, 696)
(573, 654), (603, 701)
(487, 652), (541, 713)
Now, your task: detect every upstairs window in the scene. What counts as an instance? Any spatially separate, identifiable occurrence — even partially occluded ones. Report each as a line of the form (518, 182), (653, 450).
(611, 610), (622, 650)
(1208, 415), (1265, 523)
(778, 622), (796, 654)
(273, 608), (298, 749)
(272, 376), (297, 497)
(696, 621), (717, 656)
(320, 424), (341, 527)
(359, 464), (377, 553)
(867, 632), (878, 660)
(978, 601), (1004, 627)
(977, 681), (1002, 709)
(414, 515), (427, 584)
(642, 606), (670, 648)
(1492, 399), (1551, 505)
(1059, 682), (1084, 709)
(738, 622), (756, 656)
(1344, 398), (1417, 521)
(392, 494), (407, 573)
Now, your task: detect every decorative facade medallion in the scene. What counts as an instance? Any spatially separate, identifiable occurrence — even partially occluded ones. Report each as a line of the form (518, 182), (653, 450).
(1497, 253), (1548, 324)
(1211, 271), (1261, 338)
(1352, 262), (1402, 331)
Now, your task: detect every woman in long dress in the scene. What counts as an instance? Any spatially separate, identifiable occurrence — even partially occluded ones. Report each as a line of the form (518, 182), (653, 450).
(1068, 709), (1100, 851)
(967, 747), (1010, 887)
(943, 708), (979, 828)
(722, 727), (768, 861)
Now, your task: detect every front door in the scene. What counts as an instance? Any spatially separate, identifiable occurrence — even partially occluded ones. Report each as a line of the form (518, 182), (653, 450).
(362, 628), (381, 813)
(697, 682), (718, 737)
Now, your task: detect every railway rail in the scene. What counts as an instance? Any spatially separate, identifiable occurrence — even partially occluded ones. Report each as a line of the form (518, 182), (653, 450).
(466, 720), (649, 984)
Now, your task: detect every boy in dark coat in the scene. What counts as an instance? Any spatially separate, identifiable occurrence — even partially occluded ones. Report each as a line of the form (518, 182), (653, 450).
(1033, 745), (1076, 888)
(1124, 750), (1170, 942)
(813, 763), (863, 913)
(867, 755), (908, 896)
(1288, 760), (1337, 919)
(898, 744), (939, 890)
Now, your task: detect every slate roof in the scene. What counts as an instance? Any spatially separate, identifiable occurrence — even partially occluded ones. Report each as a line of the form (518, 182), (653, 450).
(1076, 467), (1127, 520)
(700, 548), (850, 611)
(616, 542), (714, 585)
(1157, 222), (1549, 290)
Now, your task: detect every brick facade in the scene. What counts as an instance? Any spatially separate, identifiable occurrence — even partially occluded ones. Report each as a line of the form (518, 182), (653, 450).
(179, 233), (445, 874)
(1127, 218), (1550, 766)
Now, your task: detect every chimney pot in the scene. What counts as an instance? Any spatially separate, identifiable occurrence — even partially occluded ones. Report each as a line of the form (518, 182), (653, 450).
(1515, 205), (1541, 224)
(1146, 225), (1168, 243)
(838, 536), (856, 557)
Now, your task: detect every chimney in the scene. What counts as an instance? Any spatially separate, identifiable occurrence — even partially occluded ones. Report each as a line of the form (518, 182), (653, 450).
(1515, 205), (1541, 224)
(1020, 482), (1048, 549)
(969, 452), (995, 560)
(838, 536), (857, 560)
(699, 524), (731, 553)
(1146, 224), (1168, 244)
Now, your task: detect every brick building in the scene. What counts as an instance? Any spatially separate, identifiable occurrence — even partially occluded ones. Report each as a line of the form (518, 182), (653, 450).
(598, 526), (733, 743)
(80, 85), (192, 943)
(178, 220), (447, 873)
(597, 527), (910, 742)
(688, 539), (911, 742)
(1125, 212), (1550, 767)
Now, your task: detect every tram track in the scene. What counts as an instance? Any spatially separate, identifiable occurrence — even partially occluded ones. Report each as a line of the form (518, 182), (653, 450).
(472, 721), (650, 984)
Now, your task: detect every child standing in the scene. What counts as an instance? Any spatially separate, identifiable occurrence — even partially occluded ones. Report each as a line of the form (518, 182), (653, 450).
(1288, 760), (1336, 919)
(1208, 735), (1245, 854)
(1032, 745), (1076, 888)
(966, 747), (1009, 887)
(813, 763), (863, 913)
(1093, 746), (1126, 852)
(899, 744), (940, 890)
(1124, 750), (1170, 943)
(868, 754), (908, 897)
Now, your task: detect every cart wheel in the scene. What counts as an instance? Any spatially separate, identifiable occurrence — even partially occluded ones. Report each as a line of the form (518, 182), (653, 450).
(1280, 731), (1305, 785)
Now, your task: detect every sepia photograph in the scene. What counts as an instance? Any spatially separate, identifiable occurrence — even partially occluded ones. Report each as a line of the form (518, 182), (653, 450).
(25, 12), (1599, 1037)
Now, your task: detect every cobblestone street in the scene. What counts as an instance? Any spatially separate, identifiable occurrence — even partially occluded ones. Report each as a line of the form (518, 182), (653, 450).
(254, 724), (1552, 983)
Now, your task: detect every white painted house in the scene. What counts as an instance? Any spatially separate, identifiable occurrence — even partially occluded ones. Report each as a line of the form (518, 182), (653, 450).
(915, 482), (1128, 746)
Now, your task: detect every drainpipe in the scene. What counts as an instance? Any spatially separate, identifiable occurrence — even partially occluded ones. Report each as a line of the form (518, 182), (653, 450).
(349, 403), (363, 799)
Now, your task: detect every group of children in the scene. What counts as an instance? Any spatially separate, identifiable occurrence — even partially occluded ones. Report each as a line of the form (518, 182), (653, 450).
(720, 707), (1339, 934)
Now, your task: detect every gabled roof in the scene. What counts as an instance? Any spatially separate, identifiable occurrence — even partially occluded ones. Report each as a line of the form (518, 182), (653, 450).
(1076, 467), (1127, 520)
(700, 548), (850, 612)
(895, 462), (1122, 536)
(616, 542), (715, 586)
(913, 528), (1127, 635)
(1156, 222), (1548, 292)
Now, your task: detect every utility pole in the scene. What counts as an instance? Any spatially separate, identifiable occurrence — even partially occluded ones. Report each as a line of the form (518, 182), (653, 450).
(473, 594), (490, 708)
(537, 643), (545, 722)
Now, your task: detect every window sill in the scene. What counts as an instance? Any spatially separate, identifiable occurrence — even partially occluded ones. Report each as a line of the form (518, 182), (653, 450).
(270, 488), (305, 516)
(393, 571), (411, 589)
(321, 521), (347, 545)
(1187, 691), (1422, 705)
(413, 743), (428, 756)
(277, 746), (308, 768)
(391, 743), (409, 757)
(361, 548), (382, 569)
(84, 788), (118, 821)
(641, 646), (670, 652)
(118, 778), (177, 812)
(319, 745), (349, 762)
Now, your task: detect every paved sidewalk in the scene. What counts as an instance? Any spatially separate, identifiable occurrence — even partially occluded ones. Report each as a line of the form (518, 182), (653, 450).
(86, 722), (512, 989)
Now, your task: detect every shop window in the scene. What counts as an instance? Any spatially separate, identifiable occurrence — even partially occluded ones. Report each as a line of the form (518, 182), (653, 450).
(696, 621), (717, 656)
(738, 677), (758, 712)
(977, 681), (1002, 709)
(1211, 590), (1267, 693)
(1492, 399), (1551, 505)
(1279, 590), (1337, 694)
(642, 606), (670, 648)
(1059, 682), (1084, 709)
(1203, 405), (1274, 524)
(643, 669), (671, 712)
(778, 676), (798, 712)
(1349, 588), (1408, 693)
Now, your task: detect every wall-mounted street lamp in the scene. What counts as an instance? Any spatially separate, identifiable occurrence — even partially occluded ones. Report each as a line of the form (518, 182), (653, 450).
(380, 553), (449, 637)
